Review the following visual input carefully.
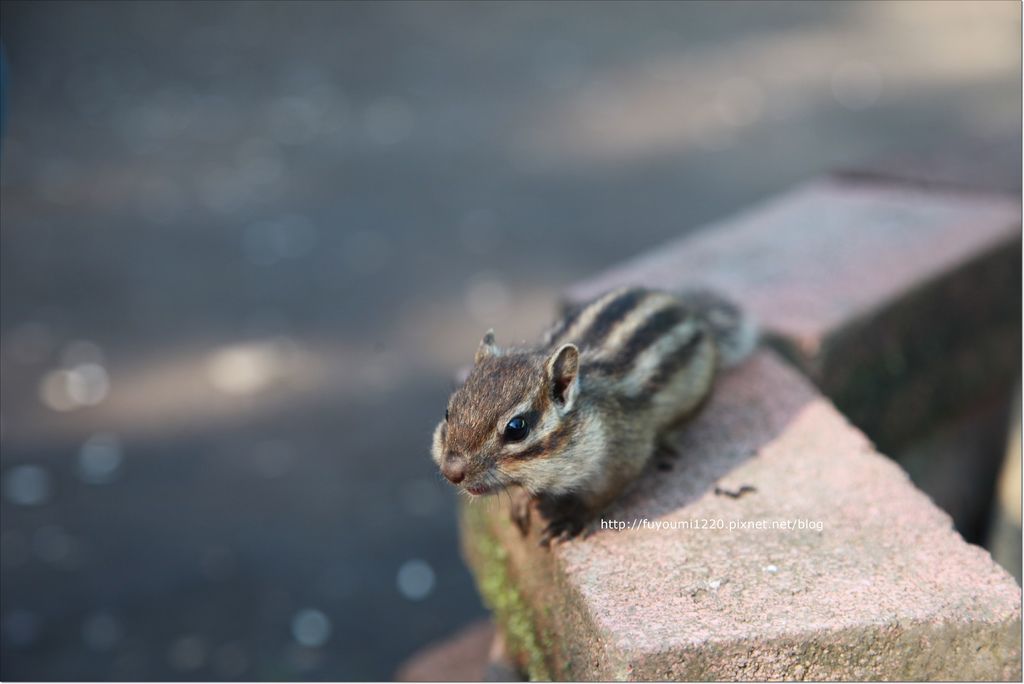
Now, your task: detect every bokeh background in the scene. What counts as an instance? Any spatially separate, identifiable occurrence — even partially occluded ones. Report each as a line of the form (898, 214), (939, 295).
(0, 1), (1019, 680)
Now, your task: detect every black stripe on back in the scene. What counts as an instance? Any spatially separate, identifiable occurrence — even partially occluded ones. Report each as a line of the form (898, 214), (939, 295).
(616, 304), (688, 368)
(614, 330), (707, 411)
(585, 303), (693, 377)
(644, 328), (705, 394)
(577, 288), (648, 350)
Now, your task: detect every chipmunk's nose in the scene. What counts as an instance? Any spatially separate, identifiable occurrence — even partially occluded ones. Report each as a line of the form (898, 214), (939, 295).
(442, 454), (466, 484)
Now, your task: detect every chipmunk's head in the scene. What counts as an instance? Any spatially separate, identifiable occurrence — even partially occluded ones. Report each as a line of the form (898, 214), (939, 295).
(431, 330), (582, 497)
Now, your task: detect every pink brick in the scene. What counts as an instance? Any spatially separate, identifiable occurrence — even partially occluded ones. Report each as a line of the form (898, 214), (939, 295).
(568, 178), (1015, 351)
(566, 178), (1020, 449)
(461, 351), (1021, 680)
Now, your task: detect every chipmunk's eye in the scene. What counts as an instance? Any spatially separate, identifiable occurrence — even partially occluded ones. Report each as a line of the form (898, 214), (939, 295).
(445, 408), (449, 422)
(504, 416), (529, 441)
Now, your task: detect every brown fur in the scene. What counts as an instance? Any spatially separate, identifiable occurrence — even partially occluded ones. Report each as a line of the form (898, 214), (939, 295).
(431, 287), (756, 544)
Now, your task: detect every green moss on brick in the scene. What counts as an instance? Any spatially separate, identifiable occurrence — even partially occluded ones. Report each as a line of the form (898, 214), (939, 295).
(460, 502), (553, 681)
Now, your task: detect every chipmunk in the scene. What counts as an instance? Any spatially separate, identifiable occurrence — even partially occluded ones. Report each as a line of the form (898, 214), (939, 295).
(431, 286), (757, 545)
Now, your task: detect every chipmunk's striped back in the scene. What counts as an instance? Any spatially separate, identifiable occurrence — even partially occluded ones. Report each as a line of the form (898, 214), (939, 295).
(433, 285), (756, 542)
(544, 287), (754, 413)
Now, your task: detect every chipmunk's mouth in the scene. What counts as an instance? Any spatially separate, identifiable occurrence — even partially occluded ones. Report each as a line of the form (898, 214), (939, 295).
(466, 484), (493, 496)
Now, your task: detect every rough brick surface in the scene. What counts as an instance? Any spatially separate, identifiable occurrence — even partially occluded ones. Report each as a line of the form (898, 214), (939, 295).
(460, 352), (1022, 681)
(567, 178), (1021, 450)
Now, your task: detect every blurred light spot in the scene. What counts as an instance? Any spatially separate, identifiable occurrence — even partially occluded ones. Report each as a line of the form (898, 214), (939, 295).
(82, 612), (122, 651)
(363, 96), (414, 145)
(831, 60), (883, 110)
(340, 230), (389, 276)
(32, 525), (73, 565)
(206, 341), (290, 395)
(4, 322), (54, 365)
(464, 274), (510, 325)
(65, 363), (110, 406)
(459, 208), (500, 255)
(168, 635), (207, 671)
(212, 641), (248, 678)
(291, 609), (331, 648)
(39, 362), (110, 411)
(251, 440), (295, 479)
(2, 610), (41, 648)
(401, 478), (443, 518)
(78, 433), (124, 485)
(39, 370), (78, 411)
(3, 465), (51, 506)
(396, 559), (435, 601)
(715, 77), (764, 128)
(243, 214), (317, 265)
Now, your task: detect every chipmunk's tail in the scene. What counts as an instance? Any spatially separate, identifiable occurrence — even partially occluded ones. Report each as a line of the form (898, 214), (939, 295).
(680, 289), (759, 368)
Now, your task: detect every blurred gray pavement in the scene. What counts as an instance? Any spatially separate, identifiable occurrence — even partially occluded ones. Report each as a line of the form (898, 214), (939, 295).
(0, 1), (1019, 679)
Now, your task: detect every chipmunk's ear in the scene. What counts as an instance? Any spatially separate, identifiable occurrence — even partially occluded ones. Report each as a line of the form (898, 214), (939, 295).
(475, 329), (498, 364)
(546, 343), (579, 410)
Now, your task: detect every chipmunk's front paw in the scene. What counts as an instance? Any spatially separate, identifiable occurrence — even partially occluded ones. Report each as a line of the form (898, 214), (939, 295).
(508, 488), (532, 536)
(537, 494), (588, 546)
(539, 515), (585, 546)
